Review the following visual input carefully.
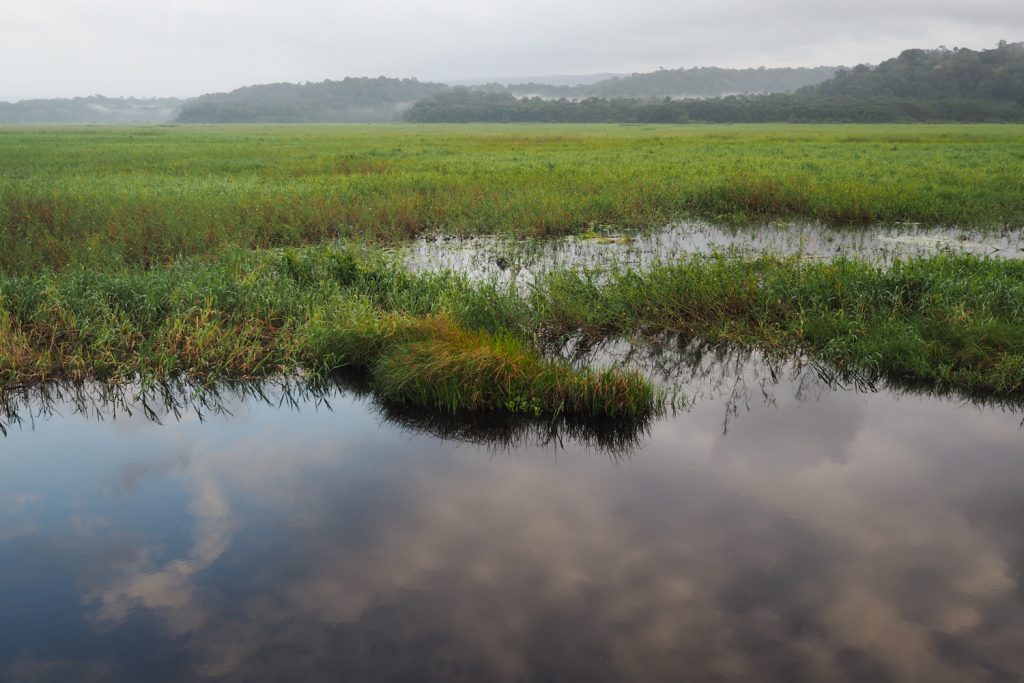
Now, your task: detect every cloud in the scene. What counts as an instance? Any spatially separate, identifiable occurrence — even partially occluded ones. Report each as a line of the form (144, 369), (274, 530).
(85, 468), (235, 635)
(1, 0), (1021, 99)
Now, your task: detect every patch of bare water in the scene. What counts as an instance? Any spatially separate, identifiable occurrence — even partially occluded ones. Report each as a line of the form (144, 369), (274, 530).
(1, 349), (1022, 682)
(400, 220), (1024, 284)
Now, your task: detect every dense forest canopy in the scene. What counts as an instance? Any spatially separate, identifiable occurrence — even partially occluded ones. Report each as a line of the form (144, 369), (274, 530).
(0, 66), (846, 124)
(803, 42), (1024, 103)
(175, 77), (449, 123)
(2, 42), (1021, 124)
(0, 96), (183, 123)
(489, 66), (838, 99)
(171, 66), (842, 123)
(406, 42), (1024, 123)
(403, 91), (1024, 124)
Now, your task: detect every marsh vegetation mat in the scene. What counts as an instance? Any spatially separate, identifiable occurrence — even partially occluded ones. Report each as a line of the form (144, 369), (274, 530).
(2, 124), (1023, 274)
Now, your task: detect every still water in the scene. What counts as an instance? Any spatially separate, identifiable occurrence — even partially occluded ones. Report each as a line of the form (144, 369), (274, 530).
(1, 361), (1022, 682)
(402, 220), (1024, 286)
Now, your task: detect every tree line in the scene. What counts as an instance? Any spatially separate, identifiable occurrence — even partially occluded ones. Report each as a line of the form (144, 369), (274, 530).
(405, 43), (1024, 123)
(479, 66), (838, 99)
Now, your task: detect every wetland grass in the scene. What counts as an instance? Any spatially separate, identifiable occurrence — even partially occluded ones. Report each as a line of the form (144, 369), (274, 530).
(2, 123), (1022, 414)
(530, 254), (1024, 396)
(371, 324), (654, 416)
(0, 245), (1022, 415)
(0, 247), (658, 417)
(1, 124), (1023, 274)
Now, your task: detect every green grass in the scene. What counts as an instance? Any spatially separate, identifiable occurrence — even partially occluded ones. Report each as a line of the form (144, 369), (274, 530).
(529, 254), (1024, 396)
(0, 247), (657, 417)
(2, 123), (1021, 415)
(1, 124), (1023, 274)
(0, 245), (1021, 416)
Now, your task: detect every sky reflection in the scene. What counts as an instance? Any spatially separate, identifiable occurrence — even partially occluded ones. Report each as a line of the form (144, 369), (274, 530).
(0, 370), (1022, 682)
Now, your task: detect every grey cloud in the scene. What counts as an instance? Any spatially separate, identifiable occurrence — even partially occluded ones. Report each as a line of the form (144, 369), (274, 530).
(1, 0), (1021, 100)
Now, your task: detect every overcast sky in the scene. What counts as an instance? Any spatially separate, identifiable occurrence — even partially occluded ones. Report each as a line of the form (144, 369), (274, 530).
(2, 0), (1022, 101)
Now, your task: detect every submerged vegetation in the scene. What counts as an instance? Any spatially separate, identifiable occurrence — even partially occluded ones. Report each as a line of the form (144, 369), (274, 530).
(0, 245), (1021, 418)
(1, 124), (1023, 274)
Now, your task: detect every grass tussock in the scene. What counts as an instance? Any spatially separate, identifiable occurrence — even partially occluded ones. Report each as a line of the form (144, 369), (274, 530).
(372, 323), (653, 416)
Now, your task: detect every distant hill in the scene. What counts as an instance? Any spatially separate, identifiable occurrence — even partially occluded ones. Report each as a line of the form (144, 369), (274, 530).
(174, 66), (842, 123)
(176, 77), (449, 123)
(494, 66), (839, 99)
(7, 43), (1020, 125)
(406, 42), (1024, 123)
(801, 41), (1024, 104)
(0, 96), (184, 123)
(450, 73), (625, 87)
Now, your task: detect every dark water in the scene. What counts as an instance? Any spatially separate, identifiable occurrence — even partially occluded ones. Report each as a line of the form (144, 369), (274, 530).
(1, 366), (1023, 682)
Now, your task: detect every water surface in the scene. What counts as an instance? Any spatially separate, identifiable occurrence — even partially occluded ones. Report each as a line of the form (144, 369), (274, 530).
(402, 220), (1024, 284)
(1, 363), (1022, 682)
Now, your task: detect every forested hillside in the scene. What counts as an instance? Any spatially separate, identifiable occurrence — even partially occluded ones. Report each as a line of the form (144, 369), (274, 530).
(493, 66), (838, 98)
(5, 43), (1020, 124)
(176, 77), (448, 123)
(0, 96), (183, 123)
(172, 66), (840, 123)
(406, 43), (1024, 123)
(803, 42), (1024, 103)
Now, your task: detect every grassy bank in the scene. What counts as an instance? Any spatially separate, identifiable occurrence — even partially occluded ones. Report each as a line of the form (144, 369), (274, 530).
(530, 254), (1024, 396)
(1, 124), (1023, 274)
(0, 246), (1021, 415)
(0, 247), (656, 417)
